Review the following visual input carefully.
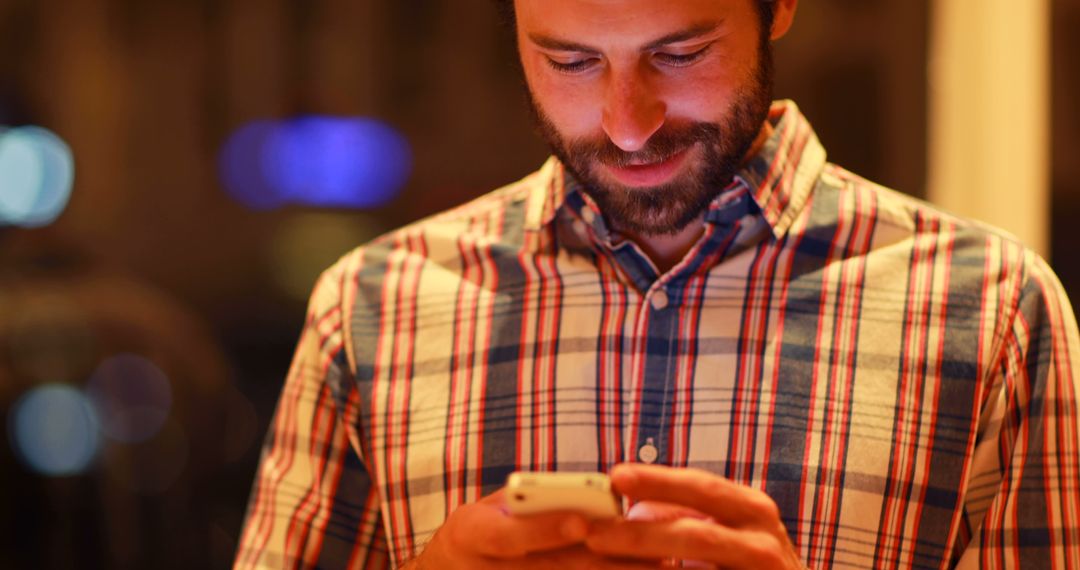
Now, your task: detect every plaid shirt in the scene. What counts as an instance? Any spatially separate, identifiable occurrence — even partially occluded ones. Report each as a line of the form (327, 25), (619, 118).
(236, 101), (1080, 569)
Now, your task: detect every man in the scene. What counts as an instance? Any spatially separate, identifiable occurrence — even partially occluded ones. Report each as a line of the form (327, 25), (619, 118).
(236, 0), (1080, 568)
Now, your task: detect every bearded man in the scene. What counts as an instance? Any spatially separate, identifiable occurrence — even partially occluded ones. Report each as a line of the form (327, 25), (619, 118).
(236, 0), (1080, 568)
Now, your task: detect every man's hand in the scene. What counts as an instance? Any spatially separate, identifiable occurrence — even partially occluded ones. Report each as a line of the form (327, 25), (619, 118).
(403, 489), (654, 569)
(585, 464), (806, 569)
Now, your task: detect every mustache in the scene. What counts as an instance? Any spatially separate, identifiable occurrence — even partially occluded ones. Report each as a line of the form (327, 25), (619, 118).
(563, 122), (722, 168)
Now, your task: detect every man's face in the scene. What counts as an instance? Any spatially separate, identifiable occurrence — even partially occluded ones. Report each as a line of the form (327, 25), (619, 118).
(515, 0), (774, 237)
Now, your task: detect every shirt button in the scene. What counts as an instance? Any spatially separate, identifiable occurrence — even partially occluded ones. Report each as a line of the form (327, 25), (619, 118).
(638, 441), (659, 464)
(650, 289), (669, 311)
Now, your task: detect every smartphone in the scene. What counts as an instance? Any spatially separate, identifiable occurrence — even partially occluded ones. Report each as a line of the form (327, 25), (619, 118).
(505, 471), (622, 519)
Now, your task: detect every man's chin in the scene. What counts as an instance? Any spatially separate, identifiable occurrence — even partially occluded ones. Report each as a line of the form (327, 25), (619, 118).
(582, 193), (703, 237)
(623, 213), (703, 237)
(575, 178), (693, 231)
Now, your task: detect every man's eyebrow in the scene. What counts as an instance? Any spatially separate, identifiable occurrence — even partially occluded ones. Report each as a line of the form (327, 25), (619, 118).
(642, 22), (722, 50)
(527, 34), (601, 54)
(527, 21), (722, 54)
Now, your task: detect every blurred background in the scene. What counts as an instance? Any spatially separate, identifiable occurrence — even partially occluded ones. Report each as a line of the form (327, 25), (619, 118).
(0, 0), (1076, 568)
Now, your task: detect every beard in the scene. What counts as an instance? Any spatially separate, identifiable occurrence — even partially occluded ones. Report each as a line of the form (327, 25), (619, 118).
(529, 42), (775, 237)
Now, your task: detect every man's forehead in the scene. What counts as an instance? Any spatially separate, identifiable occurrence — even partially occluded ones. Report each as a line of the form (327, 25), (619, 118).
(514, 0), (740, 46)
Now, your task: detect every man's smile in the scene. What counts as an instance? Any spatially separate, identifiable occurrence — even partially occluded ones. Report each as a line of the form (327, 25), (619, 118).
(601, 147), (692, 188)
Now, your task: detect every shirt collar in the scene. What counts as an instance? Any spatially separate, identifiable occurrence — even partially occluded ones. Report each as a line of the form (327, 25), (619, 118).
(736, 100), (826, 239)
(526, 100), (826, 240)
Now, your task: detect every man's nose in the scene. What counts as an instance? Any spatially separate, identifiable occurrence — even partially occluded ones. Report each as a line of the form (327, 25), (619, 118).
(601, 69), (666, 152)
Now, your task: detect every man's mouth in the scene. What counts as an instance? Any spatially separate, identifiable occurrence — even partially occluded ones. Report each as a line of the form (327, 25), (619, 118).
(601, 148), (691, 188)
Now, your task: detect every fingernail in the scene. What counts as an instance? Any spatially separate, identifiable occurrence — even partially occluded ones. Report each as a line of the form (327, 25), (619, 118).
(562, 516), (587, 539)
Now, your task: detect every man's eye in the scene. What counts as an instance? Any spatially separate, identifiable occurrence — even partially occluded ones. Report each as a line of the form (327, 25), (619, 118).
(654, 46), (711, 68)
(546, 57), (598, 74)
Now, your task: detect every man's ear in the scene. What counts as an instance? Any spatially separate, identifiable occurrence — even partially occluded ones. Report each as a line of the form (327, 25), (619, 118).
(769, 0), (798, 41)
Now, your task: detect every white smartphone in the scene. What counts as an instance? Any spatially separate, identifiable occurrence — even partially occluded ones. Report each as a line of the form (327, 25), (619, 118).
(505, 471), (622, 519)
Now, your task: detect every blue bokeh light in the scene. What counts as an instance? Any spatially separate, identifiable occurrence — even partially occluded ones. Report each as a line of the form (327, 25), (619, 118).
(8, 385), (101, 476)
(219, 120), (285, 211)
(0, 126), (75, 227)
(86, 354), (173, 444)
(220, 116), (411, 210)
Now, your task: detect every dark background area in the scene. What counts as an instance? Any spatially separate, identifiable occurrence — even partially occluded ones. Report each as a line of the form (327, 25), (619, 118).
(0, 0), (1074, 568)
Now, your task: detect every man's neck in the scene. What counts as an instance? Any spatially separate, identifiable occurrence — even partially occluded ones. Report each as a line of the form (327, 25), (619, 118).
(616, 121), (774, 275)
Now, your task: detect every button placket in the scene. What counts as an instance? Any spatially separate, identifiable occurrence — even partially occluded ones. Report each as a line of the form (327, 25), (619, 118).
(630, 286), (678, 468)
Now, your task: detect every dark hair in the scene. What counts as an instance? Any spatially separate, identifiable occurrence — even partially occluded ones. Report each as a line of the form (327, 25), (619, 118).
(494, 0), (777, 37)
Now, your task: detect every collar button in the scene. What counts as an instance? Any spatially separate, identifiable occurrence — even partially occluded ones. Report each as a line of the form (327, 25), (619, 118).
(650, 289), (670, 311)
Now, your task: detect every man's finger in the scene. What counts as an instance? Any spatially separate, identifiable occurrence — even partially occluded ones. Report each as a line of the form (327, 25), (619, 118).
(610, 464), (780, 529)
(587, 518), (791, 568)
(509, 545), (662, 570)
(446, 500), (591, 558)
(625, 500), (710, 522)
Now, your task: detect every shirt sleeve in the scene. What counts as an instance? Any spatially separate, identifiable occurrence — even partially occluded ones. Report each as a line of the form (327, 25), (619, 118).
(235, 262), (389, 570)
(955, 253), (1080, 569)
